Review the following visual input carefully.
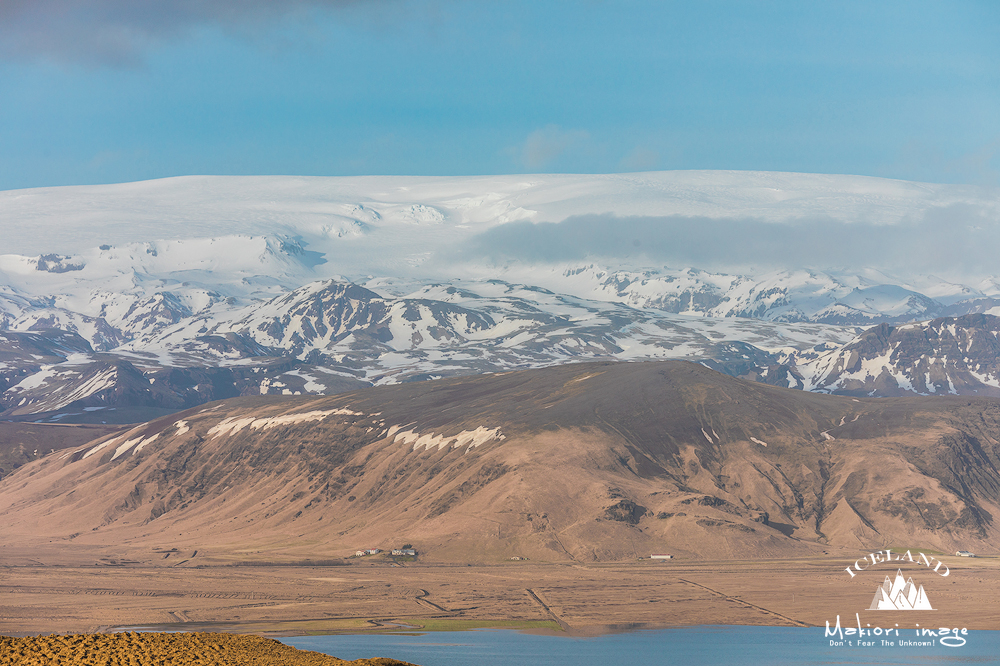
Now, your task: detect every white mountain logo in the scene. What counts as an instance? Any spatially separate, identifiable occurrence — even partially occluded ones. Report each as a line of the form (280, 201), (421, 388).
(868, 569), (934, 610)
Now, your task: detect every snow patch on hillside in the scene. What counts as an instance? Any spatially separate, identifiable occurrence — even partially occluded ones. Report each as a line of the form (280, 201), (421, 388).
(207, 407), (363, 439)
(393, 425), (505, 452)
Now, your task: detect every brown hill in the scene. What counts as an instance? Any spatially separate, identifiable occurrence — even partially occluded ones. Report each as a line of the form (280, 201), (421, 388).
(1, 360), (999, 563)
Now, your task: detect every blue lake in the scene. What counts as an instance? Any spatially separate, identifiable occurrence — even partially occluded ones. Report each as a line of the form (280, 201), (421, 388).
(282, 625), (1000, 666)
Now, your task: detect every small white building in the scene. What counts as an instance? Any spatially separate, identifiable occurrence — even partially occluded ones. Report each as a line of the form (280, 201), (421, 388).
(956, 550), (976, 557)
(651, 553), (673, 560)
(392, 548), (417, 556)
(366, 549), (382, 555)
(355, 550), (367, 557)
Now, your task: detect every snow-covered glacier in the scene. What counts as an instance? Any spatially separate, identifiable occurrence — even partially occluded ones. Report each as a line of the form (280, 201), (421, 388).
(2, 171), (999, 420)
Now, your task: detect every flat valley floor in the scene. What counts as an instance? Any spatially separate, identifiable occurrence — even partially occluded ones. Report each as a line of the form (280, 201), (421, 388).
(1, 554), (997, 636)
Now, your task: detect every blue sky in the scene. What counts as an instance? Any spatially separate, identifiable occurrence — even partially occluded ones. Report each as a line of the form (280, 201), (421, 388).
(1, 0), (998, 190)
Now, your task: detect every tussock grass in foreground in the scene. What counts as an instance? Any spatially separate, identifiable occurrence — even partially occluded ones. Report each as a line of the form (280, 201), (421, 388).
(0, 632), (416, 666)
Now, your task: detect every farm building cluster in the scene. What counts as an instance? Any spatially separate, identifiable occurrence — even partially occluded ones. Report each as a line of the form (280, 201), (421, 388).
(352, 547), (417, 557)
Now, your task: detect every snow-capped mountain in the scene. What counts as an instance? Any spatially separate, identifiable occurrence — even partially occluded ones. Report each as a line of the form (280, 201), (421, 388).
(785, 313), (1000, 397)
(537, 266), (973, 324)
(1, 171), (999, 419)
(0, 277), (858, 421)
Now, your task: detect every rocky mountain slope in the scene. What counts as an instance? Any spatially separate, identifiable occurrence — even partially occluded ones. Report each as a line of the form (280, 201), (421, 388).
(784, 313), (1000, 396)
(2, 361), (998, 563)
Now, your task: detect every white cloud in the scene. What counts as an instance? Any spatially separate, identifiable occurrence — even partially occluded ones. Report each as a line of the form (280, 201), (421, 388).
(618, 146), (660, 172)
(461, 203), (1000, 279)
(519, 125), (590, 170)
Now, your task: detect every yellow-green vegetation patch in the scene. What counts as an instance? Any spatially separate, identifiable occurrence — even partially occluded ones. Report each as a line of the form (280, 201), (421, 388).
(394, 619), (562, 632)
(247, 618), (374, 633)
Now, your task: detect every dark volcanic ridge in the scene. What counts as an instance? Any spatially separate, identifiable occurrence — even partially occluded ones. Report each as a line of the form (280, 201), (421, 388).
(1, 360), (999, 563)
(0, 421), (121, 482)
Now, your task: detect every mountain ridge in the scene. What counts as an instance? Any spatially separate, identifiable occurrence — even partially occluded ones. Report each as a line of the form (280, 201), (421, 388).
(11, 280), (1000, 422)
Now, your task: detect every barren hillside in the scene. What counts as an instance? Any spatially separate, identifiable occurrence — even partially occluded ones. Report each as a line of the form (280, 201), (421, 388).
(1, 360), (998, 563)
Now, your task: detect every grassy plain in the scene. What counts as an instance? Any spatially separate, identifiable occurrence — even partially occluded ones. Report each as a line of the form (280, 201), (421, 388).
(2, 554), (997, 637)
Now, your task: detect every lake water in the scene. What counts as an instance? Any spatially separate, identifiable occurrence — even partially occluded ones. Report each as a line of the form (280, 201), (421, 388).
(282, 625), (1000, 666)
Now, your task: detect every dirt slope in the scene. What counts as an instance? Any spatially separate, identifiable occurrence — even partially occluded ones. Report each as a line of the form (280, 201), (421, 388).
(1, 360), (999, 563)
